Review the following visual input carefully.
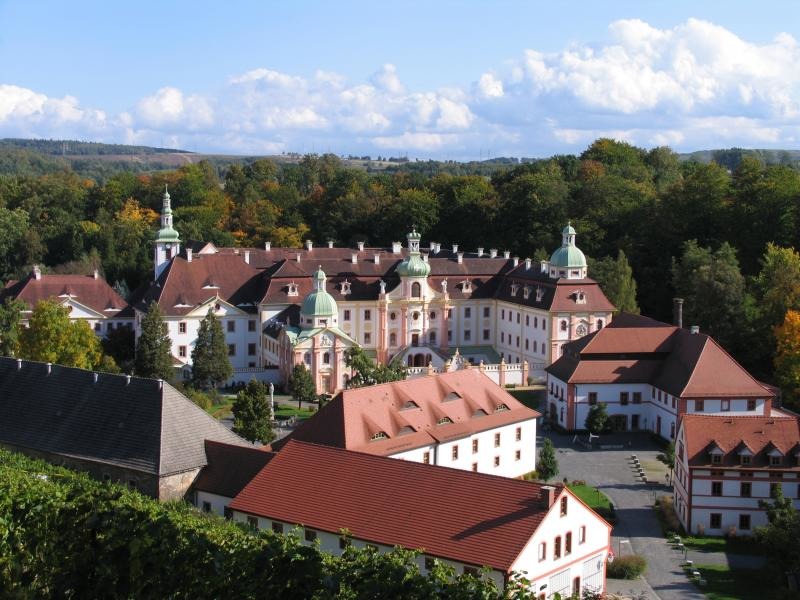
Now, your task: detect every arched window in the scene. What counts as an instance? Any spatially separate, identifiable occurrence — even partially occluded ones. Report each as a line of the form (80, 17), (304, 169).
(413, 311), (420, 321)
(411, 282), (421, 298)
(429, 331), (437, 345)
(390, 312), (396, 320)
(560, 320), (568, 332)
(304, 352), (311, 365)
(389, 332), (397, 346)
(560, 496), (568, 516)
(597, 319), (604, 330)
(323, 352), (331, 365)
(429, 311), (436, 320)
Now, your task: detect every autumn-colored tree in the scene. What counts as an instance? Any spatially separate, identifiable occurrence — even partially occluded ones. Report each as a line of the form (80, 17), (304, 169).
(775, 310), (800, 408)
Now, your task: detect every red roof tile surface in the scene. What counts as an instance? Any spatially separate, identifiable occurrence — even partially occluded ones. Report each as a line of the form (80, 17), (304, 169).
(272, 370), (540, 455)
(229, 440), (562, 570)
(1, 272), (131, 317)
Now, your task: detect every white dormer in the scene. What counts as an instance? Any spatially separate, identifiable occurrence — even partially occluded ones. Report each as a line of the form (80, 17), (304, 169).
(535, 287), (544, 302)
(287, 282), (299, 297)
(510, 283), (519, 297)
(461, 280), (473, 294)
(523, 286), (531, 300)
(340, 280), (352, 296)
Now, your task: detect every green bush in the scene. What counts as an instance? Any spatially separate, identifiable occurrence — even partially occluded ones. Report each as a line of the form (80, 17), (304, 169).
(0, 449), (513, 598)
(607, 555), (647, 579)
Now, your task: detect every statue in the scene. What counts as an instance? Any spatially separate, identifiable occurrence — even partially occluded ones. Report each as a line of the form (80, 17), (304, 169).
(379, 279), (386, 294)
(441, 280), (447, 293)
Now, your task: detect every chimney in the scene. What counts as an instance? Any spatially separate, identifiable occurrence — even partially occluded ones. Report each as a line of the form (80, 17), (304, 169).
(490, 248), (498, 258)
(126, 375), (131, 385)
(477, 247), (484, 257)
(46, 362), (52, 375)
(541, 485), (556, 508)
(673, 297), (684, 328)
(452, 244), (459, 253)
(305, 240), (313, 251)
(264, 241), (271, 252)
(244, 250), (250, 264)
(16, 358), (22, 370)
(158, 379), (163, 390)
(373, 254), (380, 265)
(690, 325), (700, 335)
(503, 250), (510, 259)
(93, 269), (99, 280)
(296, 253), (301, 262)
(525, 258), (532, 270)
(93, 372), (99, 384)
(327, 240), (334, 248)
(512, 256), (519, 267)
(33, 265), (41, 280)
(392, 241), (402, 254)
(351, 252), (358, 264)
(186, 248), (193, 263)
(357, 241), (365, 252)
(422, 254), (429, 263)
(457, 252), (464, 264)
(540, 260), (548, 273)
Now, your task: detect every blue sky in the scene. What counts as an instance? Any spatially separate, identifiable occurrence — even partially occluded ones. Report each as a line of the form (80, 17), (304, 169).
(2, 1), (800, 158)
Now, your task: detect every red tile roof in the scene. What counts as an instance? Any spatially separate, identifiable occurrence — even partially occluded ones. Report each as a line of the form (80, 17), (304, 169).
(682, 414), (800, 469)
(1, 272), (130, 317)
(272, 370), (540, 455)
(229, 440), (563, 570)
(192, 440), (275, 498)
(547, 313), (772, 399)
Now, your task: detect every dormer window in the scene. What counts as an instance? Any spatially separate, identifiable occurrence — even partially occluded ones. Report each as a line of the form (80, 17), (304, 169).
(574, 291), (586, 304)
(461, 280), (472, 294)
(741, 455), (751, 465)
(340, 280), (351, 295)
(536, 287), (544, 302)
(437, 416), (453, 425)
(371, 431), (388, 441)
(510, 283), (519, 297)
(443, 391), (462, 402)
(472, 409), (487, 417)
(523, 286), (531, 300)
(770, 456), (781, 466)
(287, 283), (299, 297)
(495, 403), (509, 412)
(397, 426), (415, 436)
(712, 454), (722, 464)
(401, 400), (419, 410)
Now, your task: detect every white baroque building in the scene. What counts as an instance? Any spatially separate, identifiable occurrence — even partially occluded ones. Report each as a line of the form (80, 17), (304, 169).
(132, 190), (614, 392)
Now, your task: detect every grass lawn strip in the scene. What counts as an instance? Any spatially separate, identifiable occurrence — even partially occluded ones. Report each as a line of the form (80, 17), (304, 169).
(567, 484), (611, 510)
(690, 564), (777, 600)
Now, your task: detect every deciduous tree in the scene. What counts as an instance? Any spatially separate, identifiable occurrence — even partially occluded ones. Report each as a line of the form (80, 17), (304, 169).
(0, 297), (24, 357)
(585, 403), (609, 435)
(344, 346), (405, 388)
(288, 363), (316, 409)
(537, 438), (559, 482)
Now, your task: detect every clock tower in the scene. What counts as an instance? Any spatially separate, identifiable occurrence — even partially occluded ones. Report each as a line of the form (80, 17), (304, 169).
(154, 186), (181, 280)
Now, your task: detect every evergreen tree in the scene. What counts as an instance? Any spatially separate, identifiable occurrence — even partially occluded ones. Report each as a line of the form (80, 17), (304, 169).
(191, 308), (233, 389)
(0, 297), (24, 357)
(134, 301), (173, 380)
(232, 379), (274, 443)
(288, 363), (316, 409)
(585, 403), (609, 434)
(537, 438), (559, 482)
(344, 346), (405, 388)
(589, 250), (639, 313)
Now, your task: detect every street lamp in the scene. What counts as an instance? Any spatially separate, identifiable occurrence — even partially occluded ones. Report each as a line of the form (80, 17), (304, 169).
(618, 539), (630, 555)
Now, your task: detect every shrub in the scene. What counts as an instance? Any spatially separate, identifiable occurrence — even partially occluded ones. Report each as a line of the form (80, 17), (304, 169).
(607, 555), (647, 579)
(658, 495), (681, 533)
(521, 470), (538, 481)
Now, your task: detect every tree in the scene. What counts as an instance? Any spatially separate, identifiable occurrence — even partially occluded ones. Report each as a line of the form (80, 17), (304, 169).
(755, 244), (800, 328)
(232, 379), (274, 444)
(755, 486), (800, 581)
(537, 438), (559, 482)
(588, 250), (639, 313)
(585, 403), (609, 434)
(0, 297), (24, 357)
(191, 309), (233, 389)
(102, 325), (135, 373)
(288, 364), (317, 409)
(134, 302), (173, 380)
(775, 310), (800, 408)
(19, 300), (105, 370)
(344, 346), (405, 388)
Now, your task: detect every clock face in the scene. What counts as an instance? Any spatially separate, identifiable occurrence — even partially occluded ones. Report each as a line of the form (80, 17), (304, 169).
(576, 324), (588, 337)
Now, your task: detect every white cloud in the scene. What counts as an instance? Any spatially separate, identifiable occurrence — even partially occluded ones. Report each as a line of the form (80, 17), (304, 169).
(2, 18), (800, 157)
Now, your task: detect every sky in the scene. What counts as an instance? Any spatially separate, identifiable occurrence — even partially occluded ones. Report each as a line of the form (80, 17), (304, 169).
(2, 1), (800, 159)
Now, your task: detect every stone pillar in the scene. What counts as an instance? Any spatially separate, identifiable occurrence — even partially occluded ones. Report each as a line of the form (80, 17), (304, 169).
(441, 301), (450, 350)
(498, 357), (506, 387)
(378, 303), (388, 364)
(522, 360), (529, 385)
(401, 307), (408, 347)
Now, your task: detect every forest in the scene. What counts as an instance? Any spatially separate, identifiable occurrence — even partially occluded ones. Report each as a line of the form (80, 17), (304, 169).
(2, 138), (800, 403)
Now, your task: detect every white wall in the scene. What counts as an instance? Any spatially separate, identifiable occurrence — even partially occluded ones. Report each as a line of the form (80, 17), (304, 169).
(686, 398), (768, 416)
(195, 490), (232, 516)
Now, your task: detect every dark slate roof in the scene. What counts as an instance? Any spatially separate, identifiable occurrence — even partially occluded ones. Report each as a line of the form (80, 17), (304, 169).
(192, 440), (275, 498)
(0, 358), (249, 475)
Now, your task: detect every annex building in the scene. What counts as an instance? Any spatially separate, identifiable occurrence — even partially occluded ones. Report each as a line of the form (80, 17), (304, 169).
(130, 188), (613, 392)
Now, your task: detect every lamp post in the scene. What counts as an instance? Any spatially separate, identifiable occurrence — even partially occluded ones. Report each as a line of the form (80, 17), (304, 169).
(618, 538), (630, 556)
(269, 382), (275, 421)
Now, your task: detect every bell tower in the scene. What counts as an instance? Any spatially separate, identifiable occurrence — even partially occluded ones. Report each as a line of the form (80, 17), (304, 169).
(154, 186), (181, 280)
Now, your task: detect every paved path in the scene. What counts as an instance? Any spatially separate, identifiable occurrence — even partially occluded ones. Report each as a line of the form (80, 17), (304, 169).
(544, 430), (705, 600)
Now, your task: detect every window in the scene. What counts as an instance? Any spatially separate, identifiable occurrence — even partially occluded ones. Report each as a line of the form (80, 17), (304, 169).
(515, 450), (521, 461)
(304, 352), (311, 365)
(712, 454), (722, 464)
(364, 310), (371, 321)
(248, 343), (256, 356)
(740, 482), (751, 497)
(483, 329), (490, 341)
(517, 313), (520, 324)
(464, 330), (471, 341)
(247, 516), (258, 529)
(430, 311), (436, 320)
(620, 392), (629, 406)
(364, 332), (371, 344)
(272, 522), (283, 534)
(633, 392), (642, 404)
(494, 433), (501, 447)
(228, 344), (236, 356)
(516, 336), (520, 347)
(525, 339), (529, 350)
(464, 307), (471, 318)
(741, 455), (751, 465)
(501, 309), (505, 320)
(201, 501), (211, 513)
(516, 427), (522, 441)
(526, 315), (530, 326)
(560, 320), (568, 332)
(695, 400), (704, 412)
(739, 514), (751, 530)
(597, 319), (604, 329)
(429, 331), (437, 345)
(227, 321), (235, 333)
(588, 392), (597, 406)
(425, 557), (435, 571)
(94, 322), (101, 332)
(721, 399), (730, 412)
(463, 566), (479, 576)
(423, 451), (430, 464)
(452, 445), (459, 460)
(710, 513), (722, 529)
(304, 529), (317, 542)
(323, 352), (331, 365)
(472, 439), (479, 453)
(554, 536), (562, 559)
(179, 321), (187, 334)
(448, 330), (452, 342)
(343, 310), (351, 321)
(472, 462), (478, 471)
(771, 456), (782, 466)
(411, 282), (421, 297)
(747, 399), (756, 411)
(711, 481), (722, 496)
(248, 320), (256, 332)
(579, 526), (586, 544)
(484, 307), (490, 318)
(494, 456), (500, 467)
(565, 531), (572, 555)
(389, 332), (397, 346)
(178, 345), (187, 357)
(538, 542), (546, 561)
(501, 332), (505, 343)
(560, 496), (568, 516)
(339, 536), (351, 550)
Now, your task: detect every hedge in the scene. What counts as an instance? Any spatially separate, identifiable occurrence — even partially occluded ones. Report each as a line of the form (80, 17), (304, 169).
(0, 449), (544, 598)
(607, 555), (647, 579)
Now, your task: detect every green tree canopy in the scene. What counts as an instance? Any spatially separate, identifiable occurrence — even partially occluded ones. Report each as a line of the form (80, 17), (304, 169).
(191, 309), (233, 389)
(755, 486), (800, 580)
(0, 297), (24, 357)
(589, 250), (639, 313)
(288, 363), (316, 409)
(232, 379), (274, 444)
(585, 403), (609, 435)
(134, 302), (173, 380)
(344, 346), (405, 388)
(537, 438), (559, 482)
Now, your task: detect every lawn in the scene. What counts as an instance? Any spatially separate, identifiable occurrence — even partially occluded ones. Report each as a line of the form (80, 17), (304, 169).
(507, 388), (543, 410)
(207, 402), (233, 419)
(682, 535), (760, 556)
(691, 565), (779, 600)
(274, 405), (315, 420)
(568, 484), (611, 510)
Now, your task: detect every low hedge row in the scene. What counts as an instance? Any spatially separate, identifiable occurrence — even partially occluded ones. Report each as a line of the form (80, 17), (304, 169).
(0, 449), (517, 599)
